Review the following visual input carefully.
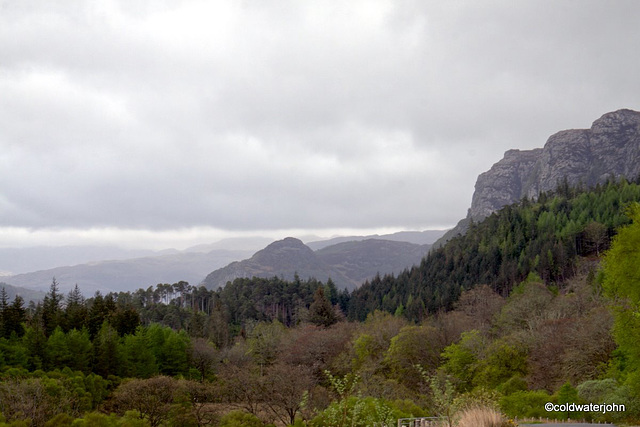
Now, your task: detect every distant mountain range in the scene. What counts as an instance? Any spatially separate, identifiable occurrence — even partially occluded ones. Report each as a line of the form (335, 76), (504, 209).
(305, 229), (447, 250)
(2, 230), (447, 298)
(0, 282), (46, 303)
(4, 249), (254, 296)
(201, 237), (430, 290)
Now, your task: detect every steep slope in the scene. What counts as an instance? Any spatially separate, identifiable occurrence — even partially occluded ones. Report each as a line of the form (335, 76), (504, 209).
(471, 109), (640, 221)
(349, 180), (640, 322)
(435, 109), (640, 247)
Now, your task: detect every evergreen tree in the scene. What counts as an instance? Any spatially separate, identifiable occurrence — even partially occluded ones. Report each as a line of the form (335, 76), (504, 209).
(3, 295), (26, 338)
(308, 287), (337, 327)
(122, 327), (158, 378)
(93, 321), (122, 377)
(66, 327), (93, 374)
(46, 326), (70, 369)
(42, 278), (64, 336)
(158, 330), (190, 376)
(88, 292), (108, 338)
(22, 323), (48, 370)
(111, 306), (140, 336)
(0, 287), (8, 337)
(64, 284), (88, 331)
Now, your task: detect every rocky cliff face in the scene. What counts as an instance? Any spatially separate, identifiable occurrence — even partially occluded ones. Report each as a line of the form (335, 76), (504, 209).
(470, 109), (640, 221)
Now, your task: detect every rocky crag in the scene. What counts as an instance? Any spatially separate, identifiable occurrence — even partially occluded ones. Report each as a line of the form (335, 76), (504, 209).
(437, 109), (640, 245)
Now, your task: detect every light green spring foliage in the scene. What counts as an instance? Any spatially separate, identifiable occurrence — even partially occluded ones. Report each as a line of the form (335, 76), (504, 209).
(603, 203), (640, 371)
(69, 411), (148, 426)
(310, 371), (402, 427)
(440, 330), (482, 392)
(603, 202), (640, 303)
(499, 390), (551, 419)
(309, 396), (398, 427)
(217, 410), (265, 427)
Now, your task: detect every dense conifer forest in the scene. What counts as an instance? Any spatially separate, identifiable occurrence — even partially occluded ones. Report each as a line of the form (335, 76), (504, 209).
(1, 178), (640, 426)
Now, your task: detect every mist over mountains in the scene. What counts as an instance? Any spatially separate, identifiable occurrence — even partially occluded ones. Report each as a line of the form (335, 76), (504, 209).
(1, 231), (446, 298)
(202, 237), (432, 291)
(4, 109), (639, 302)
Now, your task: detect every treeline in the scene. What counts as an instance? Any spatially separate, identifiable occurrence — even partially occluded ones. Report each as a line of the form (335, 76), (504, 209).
(348, 178), (640, 322)
(1, 179), (640, 425)
(2, 268), (631, 425)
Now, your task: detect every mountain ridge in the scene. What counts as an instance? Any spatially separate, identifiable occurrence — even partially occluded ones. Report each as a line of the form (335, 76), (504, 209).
(435, 108), (640, 247)
(471, 109), (640, 221)
(201, 237), (430, 290)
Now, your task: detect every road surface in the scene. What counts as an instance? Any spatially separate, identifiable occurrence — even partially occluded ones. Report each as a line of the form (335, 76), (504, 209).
(520, 423), (615, 427)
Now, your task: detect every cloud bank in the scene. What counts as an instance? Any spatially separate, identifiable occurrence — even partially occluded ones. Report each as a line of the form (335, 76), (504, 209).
(1, 0), (639, 248)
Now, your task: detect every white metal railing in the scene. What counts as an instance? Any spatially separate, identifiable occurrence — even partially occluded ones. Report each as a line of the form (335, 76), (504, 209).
(397, 417), (447, 427)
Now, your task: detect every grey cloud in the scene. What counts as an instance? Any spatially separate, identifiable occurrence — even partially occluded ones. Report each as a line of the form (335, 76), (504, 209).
(1, 1), (640, 244)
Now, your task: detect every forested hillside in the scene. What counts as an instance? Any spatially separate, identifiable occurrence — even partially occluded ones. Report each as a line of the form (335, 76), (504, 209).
(348, 178), (640, 322)
(1, 179), (640, 425)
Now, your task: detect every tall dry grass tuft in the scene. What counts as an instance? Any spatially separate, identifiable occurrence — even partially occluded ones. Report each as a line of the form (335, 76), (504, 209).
(455, 406), (516, 427)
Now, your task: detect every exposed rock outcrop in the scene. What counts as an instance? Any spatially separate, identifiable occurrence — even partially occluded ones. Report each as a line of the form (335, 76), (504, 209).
(434, 109), (640, 248)
(470, 109), (640, 221)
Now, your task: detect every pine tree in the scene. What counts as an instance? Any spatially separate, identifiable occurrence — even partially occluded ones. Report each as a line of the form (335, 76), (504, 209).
(3, 295), (26, 338)
(88, 292), (108, 338)
(66, 327), (93, 374)
(93, 321), (122, 377)
(0, 286), (8, 337)
(64, 284), (88, 331)
(42, 277), (64, 336)
(308, 287), (337, 327)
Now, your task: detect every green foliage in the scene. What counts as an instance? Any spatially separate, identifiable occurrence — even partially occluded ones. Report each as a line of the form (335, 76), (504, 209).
(218, 410), (265, 427)
(121, 327), (158, 378)
(350, 180), (640, 321)
(496, 376), (528, 396)
(603, 203), (640, 371)
(553, 382), (582, 420)
(70, 411), (148, 426)
(309, 396), (400, 427)
(92, 322), (123, 377)
(440, 330), (482, 392)
(499, 390), (552, 419)
(473, 341), (527, 390)
(423, 371), (456, 423)
(385, 325), (441, 389)
(247, 320), (285, 368)
(308, 287), (338, 328)
(65, 329), (93, 374)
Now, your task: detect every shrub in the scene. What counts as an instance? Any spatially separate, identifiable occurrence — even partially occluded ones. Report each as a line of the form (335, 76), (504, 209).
(455, 406), (514, 427)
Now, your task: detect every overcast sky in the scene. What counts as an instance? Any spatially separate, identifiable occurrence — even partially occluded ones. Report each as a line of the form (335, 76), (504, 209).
(2, 0), (640, 250)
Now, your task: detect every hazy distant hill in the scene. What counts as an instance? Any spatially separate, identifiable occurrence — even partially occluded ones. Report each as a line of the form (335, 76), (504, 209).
(0, 282), (46, 303)
(201, 238), (350, 289)
(0, 245), (162, 276)
(184, 237), (275, 253)
(202, 237), (429, 290)
(306, 229), (447, 250)
(316, 239), (429, 285)
(5, 249), (253, 296)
